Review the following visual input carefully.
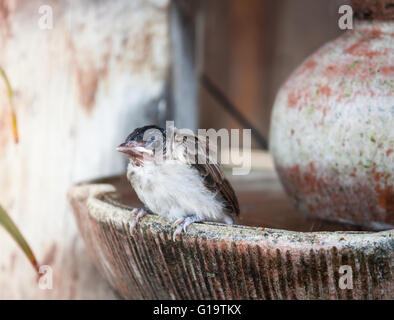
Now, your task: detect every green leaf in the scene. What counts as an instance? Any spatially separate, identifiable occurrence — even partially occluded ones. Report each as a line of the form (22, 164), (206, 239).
(0, 66), (19, 143)
(0, 204), (39, 272)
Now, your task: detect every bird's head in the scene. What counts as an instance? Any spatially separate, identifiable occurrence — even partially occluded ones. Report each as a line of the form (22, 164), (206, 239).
(117, 125), (166, 164)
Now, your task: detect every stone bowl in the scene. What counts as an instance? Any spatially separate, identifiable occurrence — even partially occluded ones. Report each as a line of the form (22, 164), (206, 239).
(68, 170), (393, 299)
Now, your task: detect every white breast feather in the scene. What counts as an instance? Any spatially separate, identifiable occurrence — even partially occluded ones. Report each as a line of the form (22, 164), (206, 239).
(127, 160), (232, 224)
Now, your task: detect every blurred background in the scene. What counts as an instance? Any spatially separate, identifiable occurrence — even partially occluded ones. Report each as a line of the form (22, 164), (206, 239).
(199, 0), (345, 146)
(0, 0), (348, 299)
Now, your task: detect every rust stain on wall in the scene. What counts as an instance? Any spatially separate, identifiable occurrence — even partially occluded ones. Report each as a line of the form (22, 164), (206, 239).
(67, 31), (111, 114)
(76, 51), (110, 114)
(128, 32), (154, 73)
(0, 0), (11, 37)
(42, 243), (57, 266)
(75, 62), (100, 113)
(63, 4), (169, 115)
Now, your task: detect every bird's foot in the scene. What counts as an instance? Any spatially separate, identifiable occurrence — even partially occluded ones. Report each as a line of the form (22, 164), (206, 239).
(172, 216), (201, 241)
(129, 208), (152, 233)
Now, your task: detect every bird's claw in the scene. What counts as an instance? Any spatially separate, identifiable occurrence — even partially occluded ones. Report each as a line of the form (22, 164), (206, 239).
(172, 216), (201, 241)
(129, 208), (151, 233)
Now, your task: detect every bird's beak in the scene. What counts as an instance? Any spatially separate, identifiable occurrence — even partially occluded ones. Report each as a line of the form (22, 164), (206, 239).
(116, 141), (144, 157)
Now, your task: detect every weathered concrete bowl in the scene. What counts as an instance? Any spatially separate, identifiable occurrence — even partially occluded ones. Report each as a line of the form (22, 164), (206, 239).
(68, 171), (393, 299)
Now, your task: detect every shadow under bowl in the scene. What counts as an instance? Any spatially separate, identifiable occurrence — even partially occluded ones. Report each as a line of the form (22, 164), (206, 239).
(68, 170), (393, 299)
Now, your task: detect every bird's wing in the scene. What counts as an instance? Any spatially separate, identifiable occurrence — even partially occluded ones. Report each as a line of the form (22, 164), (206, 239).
(193, 162), (240, 218)
(170, 129), (240, 219)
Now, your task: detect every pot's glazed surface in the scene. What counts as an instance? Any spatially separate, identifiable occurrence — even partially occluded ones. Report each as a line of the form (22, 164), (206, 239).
(270, 20), (394, 230)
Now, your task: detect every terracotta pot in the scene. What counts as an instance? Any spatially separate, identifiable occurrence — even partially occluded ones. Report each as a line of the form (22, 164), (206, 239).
(270, 19), (394, 230)
(68, 173), (393, 299)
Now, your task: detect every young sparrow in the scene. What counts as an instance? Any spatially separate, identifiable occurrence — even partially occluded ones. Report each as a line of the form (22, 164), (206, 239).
(117, 125), (240, 240)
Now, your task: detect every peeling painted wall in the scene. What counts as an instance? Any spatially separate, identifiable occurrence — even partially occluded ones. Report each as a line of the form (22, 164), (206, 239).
(0, 0), (170, 299)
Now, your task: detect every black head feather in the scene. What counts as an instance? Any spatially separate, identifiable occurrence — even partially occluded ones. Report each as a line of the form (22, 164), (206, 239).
(125, 125), (166, 143)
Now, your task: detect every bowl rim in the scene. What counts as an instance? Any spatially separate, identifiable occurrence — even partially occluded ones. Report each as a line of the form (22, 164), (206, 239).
(68, 180), (394, 251)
